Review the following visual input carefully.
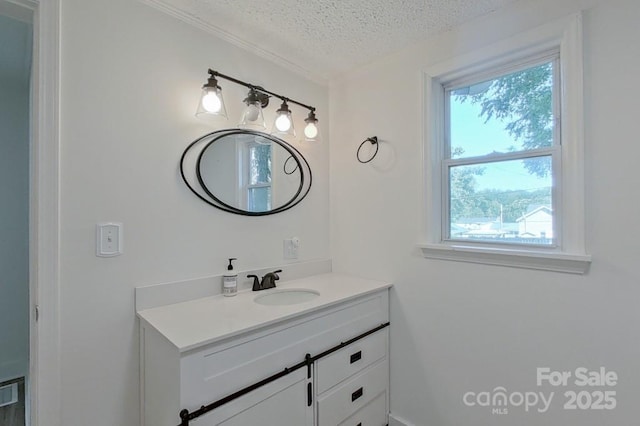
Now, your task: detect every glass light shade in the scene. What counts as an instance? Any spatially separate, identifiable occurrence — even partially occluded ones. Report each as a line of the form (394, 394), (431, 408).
(272, 110), (295, 137)
(196, 86), (227, 119)
(238, 101), (266, 130)
(275, 113), (292, 131)
(304, 122), (319, 141)
(271, 100), (296, 137)
(303, 111), (319, 141)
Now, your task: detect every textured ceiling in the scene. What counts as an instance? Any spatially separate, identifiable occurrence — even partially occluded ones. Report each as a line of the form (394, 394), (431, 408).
(148, 0), (521, 81)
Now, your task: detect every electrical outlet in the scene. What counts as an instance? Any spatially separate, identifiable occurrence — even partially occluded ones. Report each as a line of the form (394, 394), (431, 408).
(283, 237), (299, 259)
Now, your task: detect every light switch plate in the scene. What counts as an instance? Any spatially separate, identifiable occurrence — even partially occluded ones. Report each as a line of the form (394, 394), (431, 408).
(96, 222), (123, 257)
(283, 237), (300, 259)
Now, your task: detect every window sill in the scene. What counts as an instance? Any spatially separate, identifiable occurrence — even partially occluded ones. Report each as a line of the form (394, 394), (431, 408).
(418, 243), (591, 274)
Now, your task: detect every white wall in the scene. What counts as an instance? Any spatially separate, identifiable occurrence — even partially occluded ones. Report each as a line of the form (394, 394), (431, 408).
(330, 0), (640, 424)
(59, 0), (329, 424)
(0, 13), (31, 382)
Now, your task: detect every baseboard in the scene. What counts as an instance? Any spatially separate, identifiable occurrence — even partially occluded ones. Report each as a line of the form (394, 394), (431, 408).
(389, 413), (415, 426)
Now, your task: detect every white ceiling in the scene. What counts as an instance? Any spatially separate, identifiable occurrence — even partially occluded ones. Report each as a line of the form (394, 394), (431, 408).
(145, 0), (522, 82)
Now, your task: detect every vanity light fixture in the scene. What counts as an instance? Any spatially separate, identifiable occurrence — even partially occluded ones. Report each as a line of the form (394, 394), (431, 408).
(239, 89), (268, 130)
(272, 100), (295, 137)
(196, 69), (319, 141)
(303, 110), (319, 141)
(196, 74), (227, 119)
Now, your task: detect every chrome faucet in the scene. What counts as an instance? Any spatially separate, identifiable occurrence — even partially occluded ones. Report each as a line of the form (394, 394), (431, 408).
(248, 269), (282, 291)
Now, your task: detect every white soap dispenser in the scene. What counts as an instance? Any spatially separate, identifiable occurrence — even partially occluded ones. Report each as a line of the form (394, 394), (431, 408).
(222, 258), (238, 297)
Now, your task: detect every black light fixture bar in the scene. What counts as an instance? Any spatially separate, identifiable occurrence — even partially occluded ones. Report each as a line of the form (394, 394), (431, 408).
(208, 69), (316, 112)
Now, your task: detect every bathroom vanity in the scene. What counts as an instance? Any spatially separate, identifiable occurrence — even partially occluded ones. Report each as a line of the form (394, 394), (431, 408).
(137, 272), (391, 426)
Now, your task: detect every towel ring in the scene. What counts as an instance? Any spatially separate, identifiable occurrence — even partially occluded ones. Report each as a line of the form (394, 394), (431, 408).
(357, 136), (379, 164)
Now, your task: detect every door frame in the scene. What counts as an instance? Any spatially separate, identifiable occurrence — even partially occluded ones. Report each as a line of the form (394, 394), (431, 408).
(2, 0), (61, 425)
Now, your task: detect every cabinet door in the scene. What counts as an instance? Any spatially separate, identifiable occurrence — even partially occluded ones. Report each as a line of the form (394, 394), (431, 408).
(194, 369), (313, 426)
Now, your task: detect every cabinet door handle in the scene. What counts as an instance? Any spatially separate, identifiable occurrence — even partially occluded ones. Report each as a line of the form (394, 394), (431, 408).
(350, 350), (362, 364)
(351, 387), (363, 402)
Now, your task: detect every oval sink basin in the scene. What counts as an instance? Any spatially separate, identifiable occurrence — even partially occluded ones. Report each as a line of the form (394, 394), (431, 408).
(254, 289), (320, 306)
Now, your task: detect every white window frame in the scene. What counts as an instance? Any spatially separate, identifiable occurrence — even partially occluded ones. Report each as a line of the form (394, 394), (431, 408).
(419, 13), (591, 274)
(238, 140), (273, 211)
(443, 53), (560, 246)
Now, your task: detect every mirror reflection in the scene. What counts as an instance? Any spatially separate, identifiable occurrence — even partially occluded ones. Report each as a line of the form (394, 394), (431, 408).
(181, 130), (311, 216)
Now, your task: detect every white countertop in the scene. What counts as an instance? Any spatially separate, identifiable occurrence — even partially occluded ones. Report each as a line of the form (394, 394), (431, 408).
(137, 272), (391, 352)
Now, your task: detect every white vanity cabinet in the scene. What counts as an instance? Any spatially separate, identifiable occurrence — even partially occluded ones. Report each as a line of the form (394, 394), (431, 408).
(194, 369), (313, 426)
(137, 273), (390, 426)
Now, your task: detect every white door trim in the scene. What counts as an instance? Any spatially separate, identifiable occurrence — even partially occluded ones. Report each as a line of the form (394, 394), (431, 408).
(8, 0), (62, 425)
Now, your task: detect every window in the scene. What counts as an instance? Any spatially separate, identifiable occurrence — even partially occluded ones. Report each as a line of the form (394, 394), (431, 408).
(420, 14), (591, 273)
(445, 57), (559, 246)
(240, 140), (272, 211)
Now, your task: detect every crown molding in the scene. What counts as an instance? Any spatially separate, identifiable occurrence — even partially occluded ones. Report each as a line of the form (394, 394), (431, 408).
(138, 0), (329, 86)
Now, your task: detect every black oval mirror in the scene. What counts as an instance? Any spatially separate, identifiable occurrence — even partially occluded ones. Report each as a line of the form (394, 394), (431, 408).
(180, 130), (312, 216)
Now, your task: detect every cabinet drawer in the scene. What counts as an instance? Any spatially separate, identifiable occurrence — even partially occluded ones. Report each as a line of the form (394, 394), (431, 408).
(316, 329), (387, 394)
(317, 360), (388, 426)
(338, 392), (387, 426)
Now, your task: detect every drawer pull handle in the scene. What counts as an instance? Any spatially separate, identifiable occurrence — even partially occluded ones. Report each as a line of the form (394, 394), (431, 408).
(350, 350), (362, 364)
(351, 387), (363, 402)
